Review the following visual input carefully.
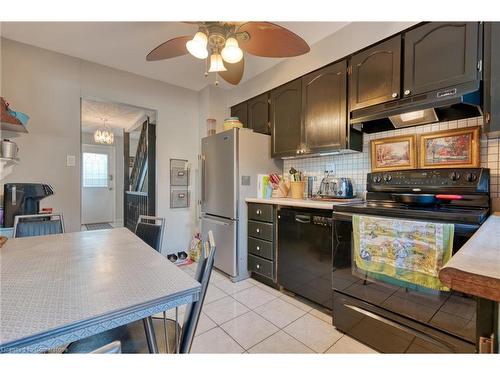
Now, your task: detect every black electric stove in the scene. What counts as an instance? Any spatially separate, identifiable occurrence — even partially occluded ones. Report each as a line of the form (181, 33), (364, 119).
(332, 168), (490, 353)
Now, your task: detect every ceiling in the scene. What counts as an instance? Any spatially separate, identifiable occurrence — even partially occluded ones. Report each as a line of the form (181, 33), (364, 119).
(81, 99), (156, 135)
(1, 22), (348, 91)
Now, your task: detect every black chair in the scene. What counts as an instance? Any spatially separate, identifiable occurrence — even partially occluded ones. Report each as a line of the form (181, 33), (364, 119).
(134, 215), (165, 252)
(13, 214), (65, 238)
(65, 231), (216, 354)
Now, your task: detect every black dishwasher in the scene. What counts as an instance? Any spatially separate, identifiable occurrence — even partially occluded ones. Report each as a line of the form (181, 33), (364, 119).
(278, 208), (333, 309)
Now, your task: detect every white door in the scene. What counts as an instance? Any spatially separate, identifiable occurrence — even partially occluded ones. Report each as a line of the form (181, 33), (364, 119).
(81, 144), (115, 224)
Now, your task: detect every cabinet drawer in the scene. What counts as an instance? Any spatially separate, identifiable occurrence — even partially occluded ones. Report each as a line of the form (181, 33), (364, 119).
(248, 254), (274, 279)
(248, 220), (273, 241)
(248, 237), (274, 260)
(248, 203), (273, 223)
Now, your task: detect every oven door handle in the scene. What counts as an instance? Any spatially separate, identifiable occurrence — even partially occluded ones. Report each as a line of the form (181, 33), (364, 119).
(344, 304), (456, 352)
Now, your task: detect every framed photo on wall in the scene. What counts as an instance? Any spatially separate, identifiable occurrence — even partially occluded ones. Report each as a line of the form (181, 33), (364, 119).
(370, 135), (417, 172)
(418, 127), (480, 169)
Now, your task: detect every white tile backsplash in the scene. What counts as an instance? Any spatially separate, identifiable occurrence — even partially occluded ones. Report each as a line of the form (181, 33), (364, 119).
(284, 117), (500, 199)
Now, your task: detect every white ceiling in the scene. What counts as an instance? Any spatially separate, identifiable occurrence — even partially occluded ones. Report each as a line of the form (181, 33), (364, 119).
(81, 99), (155, 135)
(1, 22), (348, 91)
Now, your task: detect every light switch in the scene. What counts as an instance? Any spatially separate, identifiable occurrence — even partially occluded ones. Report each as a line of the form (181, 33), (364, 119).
(241, 175), (251, 186)
(66, 155), (76, 167)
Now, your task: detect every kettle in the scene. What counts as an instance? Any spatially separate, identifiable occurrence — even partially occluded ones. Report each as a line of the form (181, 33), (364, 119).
(317, 175), (356, 198)
(1, 139), (19, 159)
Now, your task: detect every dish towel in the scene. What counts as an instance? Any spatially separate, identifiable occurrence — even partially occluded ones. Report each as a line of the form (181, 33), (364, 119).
(352, 215), (454, 291)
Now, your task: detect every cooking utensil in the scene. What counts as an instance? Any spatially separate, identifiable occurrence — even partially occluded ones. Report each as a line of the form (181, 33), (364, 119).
(391, 193), (464, 205)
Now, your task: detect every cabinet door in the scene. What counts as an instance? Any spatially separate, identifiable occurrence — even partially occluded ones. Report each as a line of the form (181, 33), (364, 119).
(270, 79), (302, 157)
(403, 22), (479, 96)
(230, 102), (248, 128)
(349, 36), (401, 110)
(248, 93), (270, 134)
(484, 22), (500, 137)
(302, 60), (347, 152)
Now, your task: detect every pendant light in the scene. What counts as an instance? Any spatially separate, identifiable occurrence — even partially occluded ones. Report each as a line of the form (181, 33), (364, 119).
(94, 119), (114, 145)
(221, 37), (243, 63)
(186, 31), (208, 59)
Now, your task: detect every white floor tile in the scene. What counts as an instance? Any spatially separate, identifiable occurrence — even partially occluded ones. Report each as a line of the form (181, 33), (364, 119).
(309, 308), (332, 324)
(325, 335), (378, 354)
(220, 311), (279, 349)
(248, 331), (314, 354)
(232, 286), (277, 309)
(190, 327), (244, 353)
(204, 284), (228, 304)
(254, 298), (307, 328)
(279, 294), (314, 312)
(284, 314), (343, 353)
(254, 283), (284, 297)
(212, 277), (254, 295)
(202, 296), (250, 325)
(194, 313), (218, 336)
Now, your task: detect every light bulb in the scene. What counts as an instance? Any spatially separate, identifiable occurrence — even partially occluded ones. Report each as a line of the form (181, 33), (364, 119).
(208, 53), (227, 72)
(221, 37), (243, 63)
(186, 31), (208, 59)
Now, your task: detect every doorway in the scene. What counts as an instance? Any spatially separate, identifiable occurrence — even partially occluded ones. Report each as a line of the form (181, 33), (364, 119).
(80, 98), (157, 231)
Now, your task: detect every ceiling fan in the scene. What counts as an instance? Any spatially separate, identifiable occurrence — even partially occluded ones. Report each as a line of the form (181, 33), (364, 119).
(146, 22), (310, 85)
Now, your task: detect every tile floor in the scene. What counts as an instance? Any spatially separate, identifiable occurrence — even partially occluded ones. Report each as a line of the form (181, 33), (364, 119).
(171, 261), (378, 354)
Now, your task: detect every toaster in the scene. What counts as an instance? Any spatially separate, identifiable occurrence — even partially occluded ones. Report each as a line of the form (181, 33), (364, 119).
(317, 176), (355, 198)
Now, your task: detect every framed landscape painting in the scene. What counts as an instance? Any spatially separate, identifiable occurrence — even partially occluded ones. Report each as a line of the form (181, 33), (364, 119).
(418, 127), (480, 168)
(370, 135), (417, 172)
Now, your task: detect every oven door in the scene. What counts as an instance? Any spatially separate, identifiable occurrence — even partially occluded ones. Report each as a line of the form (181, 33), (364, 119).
(332, 212), (477, 353)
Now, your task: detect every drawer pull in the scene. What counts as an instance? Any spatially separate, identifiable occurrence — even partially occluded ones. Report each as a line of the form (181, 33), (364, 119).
(256, 246), (260, 251)
(256, 209), (262, 215)
(256, 228), (260, 233)
(256, 264), (260, 269)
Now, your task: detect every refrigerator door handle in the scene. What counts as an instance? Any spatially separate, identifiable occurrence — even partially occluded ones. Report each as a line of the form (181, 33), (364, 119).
(201, 215), (233, 226)
(200, 154), (206, 207)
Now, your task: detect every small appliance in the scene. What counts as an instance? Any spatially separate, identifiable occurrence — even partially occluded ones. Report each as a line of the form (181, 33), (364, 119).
(317, 175), (355, 198)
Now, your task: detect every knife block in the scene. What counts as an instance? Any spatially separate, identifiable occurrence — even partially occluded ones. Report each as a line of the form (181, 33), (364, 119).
(272, 181), (289, 198)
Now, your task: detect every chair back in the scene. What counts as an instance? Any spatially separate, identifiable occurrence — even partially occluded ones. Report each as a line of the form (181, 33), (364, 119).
(13, 214), (65, 238)
(135, 215), (165, 252)
(178, 230), (216, 353)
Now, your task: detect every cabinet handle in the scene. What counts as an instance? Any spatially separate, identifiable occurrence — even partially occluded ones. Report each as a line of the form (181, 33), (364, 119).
(256, 264), (260, 269)
(296, 150), (300, 154)
(391, 92), (398, 98)
(404, 89), (411, 96)
(256, 228), (260, 233)
(256, 246), (260, 251)
(256, 209), (262, 215)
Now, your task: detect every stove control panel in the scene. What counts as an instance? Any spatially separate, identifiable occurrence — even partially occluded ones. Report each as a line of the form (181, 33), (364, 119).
(367, 168), (489, 193)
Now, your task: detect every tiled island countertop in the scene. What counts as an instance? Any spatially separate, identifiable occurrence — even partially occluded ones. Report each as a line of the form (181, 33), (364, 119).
(245, 197), (363, 210)
(439, 212), (500, 302)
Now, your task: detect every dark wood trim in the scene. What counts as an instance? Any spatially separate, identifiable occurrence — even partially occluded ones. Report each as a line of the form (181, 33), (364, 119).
(123, 131), (130, 229)
(147, 122), (156, 216)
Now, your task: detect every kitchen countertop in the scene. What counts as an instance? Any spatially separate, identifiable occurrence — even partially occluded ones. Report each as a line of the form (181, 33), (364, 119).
(439, 212), (500, 302)
(245, 197), (363, 210)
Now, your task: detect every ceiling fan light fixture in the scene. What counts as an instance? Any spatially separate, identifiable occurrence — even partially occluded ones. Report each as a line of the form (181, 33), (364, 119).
(208, 53), (227, 72)
(221, 37), (243, 63)
(186, 31), (208, 59)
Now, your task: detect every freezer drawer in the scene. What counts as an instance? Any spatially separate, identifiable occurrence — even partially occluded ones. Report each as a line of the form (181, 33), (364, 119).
(201, 215), (237, 277)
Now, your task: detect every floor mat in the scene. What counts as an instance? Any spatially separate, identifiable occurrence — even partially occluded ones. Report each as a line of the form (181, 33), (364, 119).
(85, 223), (113, 231)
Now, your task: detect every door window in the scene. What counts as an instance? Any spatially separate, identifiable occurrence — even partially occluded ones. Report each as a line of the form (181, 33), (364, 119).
(83, 152), (108, 187)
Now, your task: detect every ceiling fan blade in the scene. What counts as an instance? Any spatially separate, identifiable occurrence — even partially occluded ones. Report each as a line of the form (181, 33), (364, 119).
(237, 22), (310, 58)
(219, 57), (244, 85)
(146, 35), (192, 61)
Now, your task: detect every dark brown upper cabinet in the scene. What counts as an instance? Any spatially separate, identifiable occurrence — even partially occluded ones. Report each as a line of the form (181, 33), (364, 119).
(247, 93), (270, 135)
(349, 36), (402, 111)
(270, 78), (302, 158)
(230, 102), (248, 127)
(484, 22), (500, 138)
(403, 22), (480, 97)
(303, 60), (347, 153)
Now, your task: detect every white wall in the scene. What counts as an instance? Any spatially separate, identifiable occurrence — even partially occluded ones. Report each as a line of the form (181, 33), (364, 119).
(226, 22), (418, 107)
(1, 38), (200, 254)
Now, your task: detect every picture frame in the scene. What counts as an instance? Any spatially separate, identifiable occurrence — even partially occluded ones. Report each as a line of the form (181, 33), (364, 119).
(418, 126), (480, 169)
(370, 135), (417, 172)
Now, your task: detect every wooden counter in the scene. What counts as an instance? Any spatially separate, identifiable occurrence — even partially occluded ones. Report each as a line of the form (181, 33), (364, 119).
(245, 197), (363, 210)
(439, 212), (500, 302)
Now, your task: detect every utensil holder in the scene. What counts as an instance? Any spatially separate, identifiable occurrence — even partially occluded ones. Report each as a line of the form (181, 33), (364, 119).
(290, 181), (305, 199)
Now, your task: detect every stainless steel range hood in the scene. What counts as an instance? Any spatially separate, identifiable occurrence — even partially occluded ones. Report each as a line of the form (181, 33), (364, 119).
(350, 81), (483, 133)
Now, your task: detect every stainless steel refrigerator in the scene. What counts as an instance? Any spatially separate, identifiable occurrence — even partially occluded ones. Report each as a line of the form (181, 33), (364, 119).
(200, 128), (281, 281)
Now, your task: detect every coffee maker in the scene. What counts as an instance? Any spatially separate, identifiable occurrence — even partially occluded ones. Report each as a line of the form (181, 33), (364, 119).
(2, 183), (54, 228)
